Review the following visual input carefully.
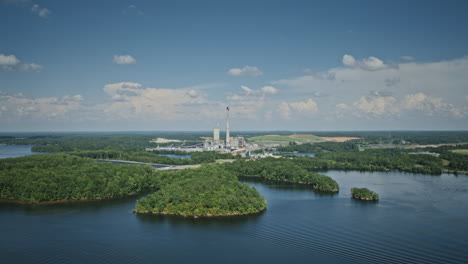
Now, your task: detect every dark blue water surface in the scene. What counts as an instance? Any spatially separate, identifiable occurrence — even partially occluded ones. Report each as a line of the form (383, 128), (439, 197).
(1, 146), (468, 263)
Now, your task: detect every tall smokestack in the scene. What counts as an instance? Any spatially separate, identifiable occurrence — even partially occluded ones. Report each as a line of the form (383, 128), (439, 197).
(226, 106), (230, 146)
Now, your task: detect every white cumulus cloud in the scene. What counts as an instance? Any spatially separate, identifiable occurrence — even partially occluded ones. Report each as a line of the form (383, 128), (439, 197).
(0, 92), (84, 120)
(227, 66), (262, 77)
(342, 54), (389, 71)
(0, 54), (44, 72)
(113, 55), (137, 64)
(18, 63), (43, 72)
(0, 54), (20, 65)
(342, 54), (356, 67)
(261, 86), (278, 95)
(273, 55), (468, 122)
(102, 82), (223, 121)
(31, 4), (51, 18)
(336, 93), (465, 119)
(353, 96), (398, 117)
(278, 99), (318, 119)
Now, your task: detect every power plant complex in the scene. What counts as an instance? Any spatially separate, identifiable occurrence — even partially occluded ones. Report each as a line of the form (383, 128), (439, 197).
(150, 106), (254, 154)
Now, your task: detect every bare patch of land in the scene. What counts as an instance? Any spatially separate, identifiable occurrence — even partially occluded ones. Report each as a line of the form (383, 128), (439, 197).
(321, 137), (360, 142)
(248, 134), (359, 146)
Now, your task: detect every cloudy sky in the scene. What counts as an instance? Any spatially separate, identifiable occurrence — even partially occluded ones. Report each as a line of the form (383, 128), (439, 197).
(1, 0), (467, 131)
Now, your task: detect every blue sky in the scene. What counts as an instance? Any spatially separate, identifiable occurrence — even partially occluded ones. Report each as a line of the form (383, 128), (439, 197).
(1, 0), (467, 131)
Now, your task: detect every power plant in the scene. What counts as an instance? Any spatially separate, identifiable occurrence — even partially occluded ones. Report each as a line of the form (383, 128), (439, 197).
(150, 106), (253, 154)
(204, 106), (246, 152)
(226, 106), (230, 146)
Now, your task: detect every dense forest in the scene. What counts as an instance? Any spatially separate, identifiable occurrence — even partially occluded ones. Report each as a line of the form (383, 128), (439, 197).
(0, 154), (161, 202)
(351, 188), (379, 201)
(0, 154), (267, 217)
(135, 165), (267, 217)
(412, 144), (468, 172)
(278, 143), (447, 174)
(223, 158), (339, 192)
(278, 142), (359, 153)
(69, 150), (235, 165)
(311, 149), (444, 174)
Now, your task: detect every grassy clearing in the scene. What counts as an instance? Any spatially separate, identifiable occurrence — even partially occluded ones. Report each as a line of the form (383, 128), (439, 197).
(248, 134), (322, 145)
(451, 149), (468, 155)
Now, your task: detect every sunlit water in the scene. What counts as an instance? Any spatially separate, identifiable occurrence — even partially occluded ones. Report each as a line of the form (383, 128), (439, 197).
(1, 146), (467, 263)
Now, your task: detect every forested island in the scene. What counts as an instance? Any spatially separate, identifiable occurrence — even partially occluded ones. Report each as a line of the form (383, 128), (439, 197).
(135, 166), (266, 217)
(351, 188), (379, 201)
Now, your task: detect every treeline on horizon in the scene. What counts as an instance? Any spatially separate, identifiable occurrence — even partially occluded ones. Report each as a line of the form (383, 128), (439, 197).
(1, 131), (468, 153)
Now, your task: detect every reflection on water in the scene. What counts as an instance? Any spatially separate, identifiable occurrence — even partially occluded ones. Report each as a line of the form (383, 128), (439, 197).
(136, 211), (264, 227)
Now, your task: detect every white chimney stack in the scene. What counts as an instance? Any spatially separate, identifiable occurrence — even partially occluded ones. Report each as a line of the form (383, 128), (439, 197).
(226, 106), (230, 146)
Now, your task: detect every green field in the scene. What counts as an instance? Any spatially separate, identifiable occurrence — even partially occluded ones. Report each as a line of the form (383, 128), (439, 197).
(248, 134), (322, 145)
(452, 149), (468, 155)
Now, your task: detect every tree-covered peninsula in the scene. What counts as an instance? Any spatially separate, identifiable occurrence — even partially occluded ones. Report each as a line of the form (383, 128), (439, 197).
(0, 154), (161, 203)
(135, 166), (267, 217)
(0, 154), (267, 218)
(223, 158), (339, 192)
(351, 188), (379, 201)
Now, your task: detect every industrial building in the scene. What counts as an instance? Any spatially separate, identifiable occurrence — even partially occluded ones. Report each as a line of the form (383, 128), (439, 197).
(203, 106), (248, 152)
(150, 106), (256, 154)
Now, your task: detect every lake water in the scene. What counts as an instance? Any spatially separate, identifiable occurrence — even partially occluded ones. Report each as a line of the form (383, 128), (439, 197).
(282, 152), (315, 157)
(0, 145), (42, 159)
(157, 153), (191, 159)
(1, 146), (467, 263)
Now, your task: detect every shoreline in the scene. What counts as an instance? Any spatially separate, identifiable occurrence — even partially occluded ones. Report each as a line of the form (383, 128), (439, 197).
(239, 175), (339, 192)
(351, 196), (379, 201)
(133, 207), (267, 218)
(0, 191), (147, 205)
